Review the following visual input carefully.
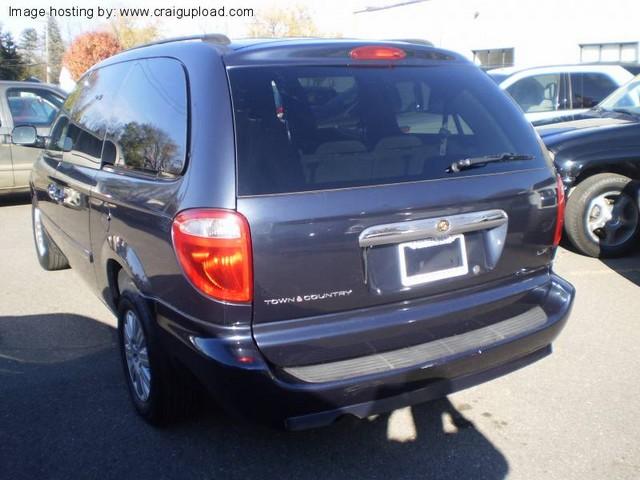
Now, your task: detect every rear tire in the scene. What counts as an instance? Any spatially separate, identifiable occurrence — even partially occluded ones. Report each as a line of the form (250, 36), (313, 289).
(117, 291), (197, 425)
(32, 203), (69, 270)
(564, 173), (640, 258)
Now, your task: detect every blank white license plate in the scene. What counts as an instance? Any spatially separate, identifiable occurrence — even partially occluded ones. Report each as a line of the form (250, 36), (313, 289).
(398, 234), (468, 287)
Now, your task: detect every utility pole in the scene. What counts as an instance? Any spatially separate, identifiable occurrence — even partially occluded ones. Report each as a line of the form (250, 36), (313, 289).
(44, 18), (50, 83)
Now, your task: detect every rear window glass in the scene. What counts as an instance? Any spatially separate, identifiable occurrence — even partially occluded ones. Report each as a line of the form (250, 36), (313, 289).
(229, 65), (542, 195)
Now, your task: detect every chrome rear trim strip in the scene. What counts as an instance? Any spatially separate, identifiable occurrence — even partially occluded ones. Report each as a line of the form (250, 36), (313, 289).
(358, 209), (508, 248)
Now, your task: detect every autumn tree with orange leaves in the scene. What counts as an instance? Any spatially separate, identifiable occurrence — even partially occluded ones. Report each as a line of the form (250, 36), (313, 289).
(63, 31), (122, 81)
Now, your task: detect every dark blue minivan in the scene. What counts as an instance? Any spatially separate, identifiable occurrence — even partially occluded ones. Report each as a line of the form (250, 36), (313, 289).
(17, 36), (574, 429)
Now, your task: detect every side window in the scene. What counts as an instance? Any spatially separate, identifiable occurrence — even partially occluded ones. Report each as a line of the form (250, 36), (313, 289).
(571, 72), (618, 108)
(107, 58), (188, 176)
(6, 88), (64, 127)
(58, 64), (130, 167)
(506, 74), (560, 113)
(47, 115), (71, 152)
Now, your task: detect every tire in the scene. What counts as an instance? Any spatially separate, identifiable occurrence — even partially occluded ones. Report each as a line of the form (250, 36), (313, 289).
(117, 291), (197, 425)
(32, 202), (69, 270)
(564, 173), (640, 258)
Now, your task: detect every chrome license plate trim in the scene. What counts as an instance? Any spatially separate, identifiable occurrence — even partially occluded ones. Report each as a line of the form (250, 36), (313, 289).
(398, 234), (468, 287)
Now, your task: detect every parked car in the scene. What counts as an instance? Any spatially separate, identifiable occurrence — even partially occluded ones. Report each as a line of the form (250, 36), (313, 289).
(537, 74), (640, 257)
(488, 65), (632, 124)
(0, 81), (66, 195)
(17, 36), (574, 429)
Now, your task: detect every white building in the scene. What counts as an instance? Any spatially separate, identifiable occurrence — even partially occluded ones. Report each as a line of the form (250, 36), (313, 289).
(349, 0), (640, 69)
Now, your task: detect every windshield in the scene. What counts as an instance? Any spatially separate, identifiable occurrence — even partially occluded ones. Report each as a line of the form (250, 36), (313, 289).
(229, 64), (544, 196)
(599, 76), (640, 114)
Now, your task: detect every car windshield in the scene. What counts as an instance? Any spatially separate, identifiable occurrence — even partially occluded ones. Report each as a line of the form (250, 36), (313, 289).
(598, 76), (640, 114)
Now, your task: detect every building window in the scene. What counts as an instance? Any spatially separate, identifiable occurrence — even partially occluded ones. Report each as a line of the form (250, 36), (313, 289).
(580, 42), (638, 63)
(472, 48), (514, 69)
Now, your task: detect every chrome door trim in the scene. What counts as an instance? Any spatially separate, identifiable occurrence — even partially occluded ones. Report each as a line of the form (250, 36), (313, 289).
(358, 209), (508, 248)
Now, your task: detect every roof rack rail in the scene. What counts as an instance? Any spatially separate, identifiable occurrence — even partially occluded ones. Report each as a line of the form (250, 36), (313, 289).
(125, 33), (231, 52)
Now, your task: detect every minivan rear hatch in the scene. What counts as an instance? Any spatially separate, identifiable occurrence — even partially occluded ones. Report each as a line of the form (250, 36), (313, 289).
(228, 58), (559, 368)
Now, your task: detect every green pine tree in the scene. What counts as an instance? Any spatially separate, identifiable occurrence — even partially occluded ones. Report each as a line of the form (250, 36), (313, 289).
(0, 27), (25, 80)
(19, 28), (45, 80)
(46, 16), (65, 83)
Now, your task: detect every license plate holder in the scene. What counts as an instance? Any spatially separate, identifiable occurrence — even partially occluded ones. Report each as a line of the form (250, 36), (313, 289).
(398, 234), (468, 287)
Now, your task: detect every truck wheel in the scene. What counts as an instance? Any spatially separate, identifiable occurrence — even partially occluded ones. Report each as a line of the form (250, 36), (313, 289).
(32, 203), (69, 270)
(117, 291), (197, 425)
(564, 173), (639, 257)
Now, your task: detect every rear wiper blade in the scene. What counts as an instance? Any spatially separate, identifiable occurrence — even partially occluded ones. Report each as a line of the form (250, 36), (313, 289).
(448, 153), (534, 173)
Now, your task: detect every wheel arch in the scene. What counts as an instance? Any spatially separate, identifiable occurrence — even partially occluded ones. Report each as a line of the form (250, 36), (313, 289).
(573, 163), (640, 188)
(100, 237), (151, 311)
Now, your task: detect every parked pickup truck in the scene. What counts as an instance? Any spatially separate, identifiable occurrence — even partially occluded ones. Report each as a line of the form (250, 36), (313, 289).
(0, 81), (65, 195)
(538, 74), (640, 257)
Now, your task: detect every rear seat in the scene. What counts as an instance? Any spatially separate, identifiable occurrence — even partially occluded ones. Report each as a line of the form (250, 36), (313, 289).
(303, 136), (436, 185)
(303, 140), (371, 184)
(373, 135), (433, 178)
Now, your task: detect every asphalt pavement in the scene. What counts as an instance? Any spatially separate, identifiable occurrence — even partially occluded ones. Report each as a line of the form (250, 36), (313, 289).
(1, 193), (639, 480)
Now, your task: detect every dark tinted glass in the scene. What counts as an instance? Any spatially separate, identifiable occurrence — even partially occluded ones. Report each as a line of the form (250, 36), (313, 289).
(48, 114), (70, 152)
(229, 65), (544, 195)
(571, 72), (617, 108)
(106, 58), (188, 176)
(53, 64), (129, 166)
(6, 88), (64, 126)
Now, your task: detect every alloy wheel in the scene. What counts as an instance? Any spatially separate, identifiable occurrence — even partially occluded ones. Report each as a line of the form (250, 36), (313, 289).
(585, 190), (639, 247)
(123, 309), (152, 402)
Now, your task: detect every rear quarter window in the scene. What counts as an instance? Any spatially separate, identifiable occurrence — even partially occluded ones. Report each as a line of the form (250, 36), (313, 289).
(229, 64), (544, 196)
(106, 58), (188, 176)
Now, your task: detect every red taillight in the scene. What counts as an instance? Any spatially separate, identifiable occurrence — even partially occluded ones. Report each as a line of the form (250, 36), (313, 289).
(553, 174), (565, 247)
(172, 209), (253, 303)
(350, 46), (406, 60)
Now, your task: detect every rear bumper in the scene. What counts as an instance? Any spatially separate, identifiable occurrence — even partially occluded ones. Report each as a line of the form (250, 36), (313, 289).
(155, 273), (574, 430)
(286, 345), (552, 430)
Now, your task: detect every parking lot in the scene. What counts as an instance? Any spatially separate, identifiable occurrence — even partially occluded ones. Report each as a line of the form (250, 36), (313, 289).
(1, 193), (639, 480)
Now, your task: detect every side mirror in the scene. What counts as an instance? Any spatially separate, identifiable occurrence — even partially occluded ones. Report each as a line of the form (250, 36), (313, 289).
(12, 125), (38, 146)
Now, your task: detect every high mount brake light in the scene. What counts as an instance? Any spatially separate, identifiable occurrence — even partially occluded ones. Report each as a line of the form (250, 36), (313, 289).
(350, 46), (406, 60)
(172, 209), (253, 303)
(553, 174), (565, 247)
